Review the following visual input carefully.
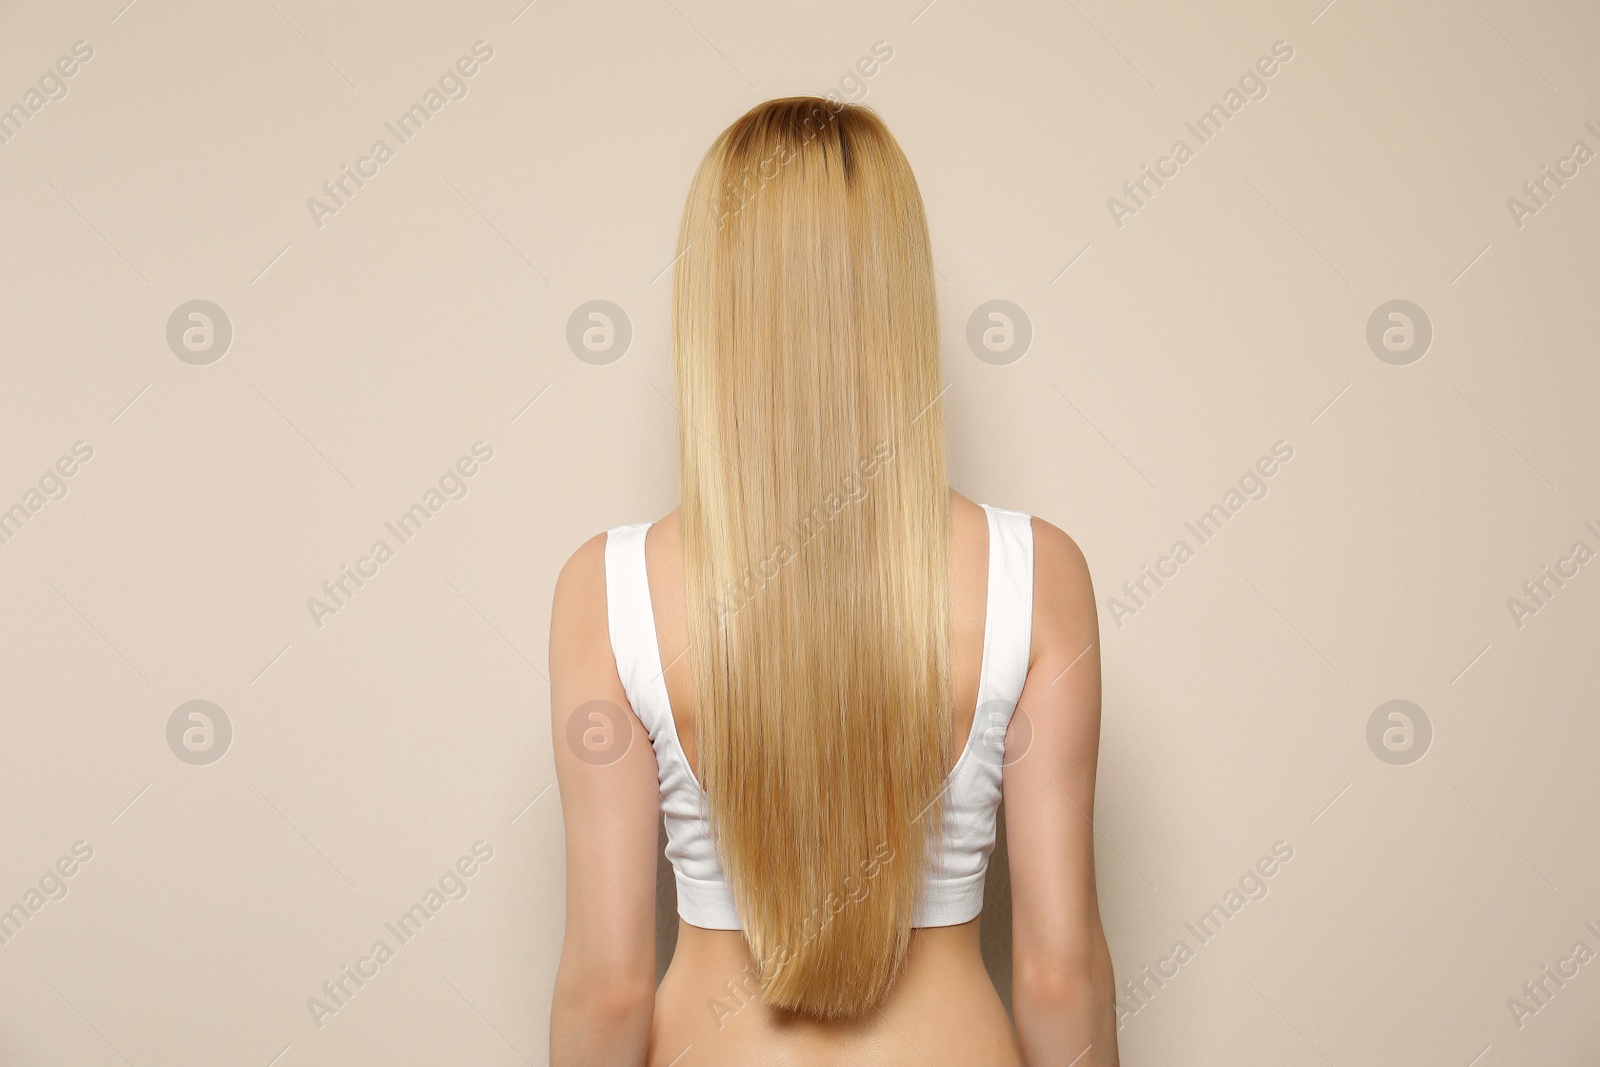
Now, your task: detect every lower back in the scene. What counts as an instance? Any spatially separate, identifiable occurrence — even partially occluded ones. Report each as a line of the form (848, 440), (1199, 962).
(649, 919), (1023, 1067)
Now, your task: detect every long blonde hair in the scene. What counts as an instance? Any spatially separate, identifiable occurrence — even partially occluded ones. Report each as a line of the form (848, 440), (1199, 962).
(672, 97), (951, 1019)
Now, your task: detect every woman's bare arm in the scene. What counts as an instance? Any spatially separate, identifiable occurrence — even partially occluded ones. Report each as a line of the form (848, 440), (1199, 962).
(548, 533), (660, 1066)
(1005, 518), (1119, 1065)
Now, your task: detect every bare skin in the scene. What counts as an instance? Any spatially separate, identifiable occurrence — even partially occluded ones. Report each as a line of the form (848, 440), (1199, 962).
(550, 490), (1118, 1066)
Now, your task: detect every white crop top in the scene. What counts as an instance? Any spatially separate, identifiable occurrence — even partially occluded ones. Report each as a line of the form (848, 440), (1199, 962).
(603, 503), (1034, 930)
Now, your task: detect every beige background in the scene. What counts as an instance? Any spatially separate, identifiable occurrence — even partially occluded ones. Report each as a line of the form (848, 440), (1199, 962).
(2, 0), (1598, 1063)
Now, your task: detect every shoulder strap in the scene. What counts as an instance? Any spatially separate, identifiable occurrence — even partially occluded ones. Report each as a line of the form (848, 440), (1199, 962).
(977, 505), (1034, 707)
(603, 522), (672, 741)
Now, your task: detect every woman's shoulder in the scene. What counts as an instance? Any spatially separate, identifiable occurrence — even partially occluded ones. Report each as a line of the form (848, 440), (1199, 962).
(957, 493), (1093, 634)
(550, 532), (609, 642)
(1028, 515), (1089, 582)
(1023, 513), (1097, 667)
(552, 510), (682, 614)
(958, 492), (1088, 581)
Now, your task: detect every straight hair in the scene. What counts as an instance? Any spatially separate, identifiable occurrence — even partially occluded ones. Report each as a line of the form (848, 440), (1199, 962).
(672, 96), (951, 1019)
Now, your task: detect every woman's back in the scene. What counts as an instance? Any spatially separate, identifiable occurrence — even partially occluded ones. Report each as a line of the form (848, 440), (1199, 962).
(548, 95), (1118, 1066)
(550, 488), (1113, 1065)
(643, 491), (1016, 1065)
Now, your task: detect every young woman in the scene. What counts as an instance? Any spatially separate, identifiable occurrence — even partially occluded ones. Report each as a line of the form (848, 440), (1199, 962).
(549, 97), (1117, 1066)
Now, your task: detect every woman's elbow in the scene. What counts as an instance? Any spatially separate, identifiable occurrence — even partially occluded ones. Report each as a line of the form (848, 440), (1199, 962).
(1013, 941), (1116, 1016)
(555, 972), (655, 1028)
(550, 972), (655, 1066)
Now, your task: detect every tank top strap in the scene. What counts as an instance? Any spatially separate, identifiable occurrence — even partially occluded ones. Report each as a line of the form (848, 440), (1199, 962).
(976, 504), (1035, 710)
(602, 521), (673, 742)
